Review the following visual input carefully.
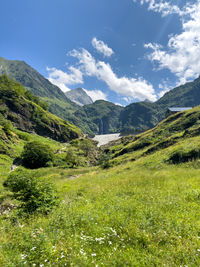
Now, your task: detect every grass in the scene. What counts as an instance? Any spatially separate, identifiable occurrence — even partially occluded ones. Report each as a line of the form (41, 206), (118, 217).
(1, 108), (200, 265)
(1, 156), (200, 266)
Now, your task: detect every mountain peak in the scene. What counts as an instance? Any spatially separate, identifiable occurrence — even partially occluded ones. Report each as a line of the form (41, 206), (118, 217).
(65, 88), (93, 106)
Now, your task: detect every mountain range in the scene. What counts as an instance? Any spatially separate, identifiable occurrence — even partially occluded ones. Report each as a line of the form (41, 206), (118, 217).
(1, 56), (200, 135)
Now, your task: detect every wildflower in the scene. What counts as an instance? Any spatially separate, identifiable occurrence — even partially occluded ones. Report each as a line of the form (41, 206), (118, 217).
(91, 253), (96, 257)
(31, 247), (36, 251)
(21, 254), (27, 260)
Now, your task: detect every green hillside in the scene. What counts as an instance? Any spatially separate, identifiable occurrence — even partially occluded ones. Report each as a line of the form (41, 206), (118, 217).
(1, 106), (200, 265)
(119, 76), (200, 133)
(0, 57), (79, 119)
(104, 105), (200, 167)
(0, 75), (82, 142)
(1, 56), (200, 135)
(74, 100), (123, 134)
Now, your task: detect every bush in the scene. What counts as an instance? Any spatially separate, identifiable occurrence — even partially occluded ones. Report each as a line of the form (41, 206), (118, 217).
(22, 141), (54, 169)
(65, 148), (79, 168)
(3, 169), (59, 214)
(99, 152), (112, 169)
(169, 148), (200, 164)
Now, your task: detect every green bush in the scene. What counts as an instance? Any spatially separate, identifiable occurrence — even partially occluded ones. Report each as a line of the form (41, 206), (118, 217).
(22, 141), (54, 169)
(3, 169), (59, 214)
(65, 148), (79, 168)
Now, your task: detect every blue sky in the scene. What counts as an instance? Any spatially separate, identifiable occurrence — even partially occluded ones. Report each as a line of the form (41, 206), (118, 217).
(1, 0), (200, 105)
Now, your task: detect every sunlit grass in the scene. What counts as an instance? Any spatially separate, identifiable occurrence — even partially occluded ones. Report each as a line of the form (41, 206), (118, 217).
(1, 158), (200, 266)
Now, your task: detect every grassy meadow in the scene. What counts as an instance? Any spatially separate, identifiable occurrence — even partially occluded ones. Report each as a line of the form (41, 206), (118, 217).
(1, 107), (200, 266)
(1, 152), (200, 265)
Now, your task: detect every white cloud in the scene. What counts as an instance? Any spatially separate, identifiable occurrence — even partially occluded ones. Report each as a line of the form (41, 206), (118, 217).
(115, 103), (123, 106)
(46, 66), (83, 92)
(133, 0), (195, 17)
(69, 48), (157, 102)
(83, 89), (107, 102)
(144, 0), (200, 84)
(92, 37), (114, 57)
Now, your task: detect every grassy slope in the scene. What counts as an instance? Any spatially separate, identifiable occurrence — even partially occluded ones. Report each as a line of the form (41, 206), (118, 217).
(1, 108), (200, 265)
(0, 75), (82, 141)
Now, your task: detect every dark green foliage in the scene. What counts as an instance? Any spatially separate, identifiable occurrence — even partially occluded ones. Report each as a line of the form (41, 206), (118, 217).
(3, 169), (59, 214)
(65, 148), (79, 168)
(22, 141), (54, 169)
(169, 148), (200, 164)
(99, 152), (112, 169)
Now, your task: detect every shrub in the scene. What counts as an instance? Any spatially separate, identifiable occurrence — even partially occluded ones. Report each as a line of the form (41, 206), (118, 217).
(22, 141), (54, 169)
(3, 169), (59, 214)
(169, 148), (200, 164)
(65, 148), (79, 168)
(99, 152), (112, 169)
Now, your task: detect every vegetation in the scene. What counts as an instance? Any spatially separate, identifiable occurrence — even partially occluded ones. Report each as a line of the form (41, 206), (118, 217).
(1, 58), (200, 265)
(0, 106), (200, 265)
(3, 169), (59, 214)
(22, 141), (54, 169)
(0, 75), (82, 141)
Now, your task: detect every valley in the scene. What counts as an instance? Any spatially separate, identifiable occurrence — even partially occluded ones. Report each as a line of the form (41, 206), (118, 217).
(0, 59), (200, 266)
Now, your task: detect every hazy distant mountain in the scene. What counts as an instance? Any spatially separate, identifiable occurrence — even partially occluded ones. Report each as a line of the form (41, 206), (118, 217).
(65, 88), (93, 106)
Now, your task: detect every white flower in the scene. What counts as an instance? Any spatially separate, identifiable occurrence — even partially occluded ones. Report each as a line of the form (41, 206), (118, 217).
(21, 254), (27, 260)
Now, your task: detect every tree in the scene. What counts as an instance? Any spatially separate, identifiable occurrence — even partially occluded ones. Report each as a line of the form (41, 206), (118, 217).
(22, 141), (54, 169)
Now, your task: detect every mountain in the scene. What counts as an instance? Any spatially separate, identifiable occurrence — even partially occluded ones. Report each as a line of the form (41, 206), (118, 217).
(119, 101), (162, 133)
(119, 76), (200, 133)
(2, 56), (200, 136)
(0, 75), (82, 142)
(0, 56), (79, 118)
(74, 100), (123, 135)
(157, 76), (200, 107)
(65, 88), (93, 106)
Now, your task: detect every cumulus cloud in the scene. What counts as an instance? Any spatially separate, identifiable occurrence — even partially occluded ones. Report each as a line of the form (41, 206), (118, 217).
(46, 66), (83, 92)
(143, 0), (200, 84)
(83, 88), (107, 102)
(69, 48), (156, 102)
(92, 37), (114, 57)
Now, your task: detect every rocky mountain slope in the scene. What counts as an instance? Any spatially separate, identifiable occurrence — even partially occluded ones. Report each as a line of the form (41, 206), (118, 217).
(65, 88), (93, 106)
